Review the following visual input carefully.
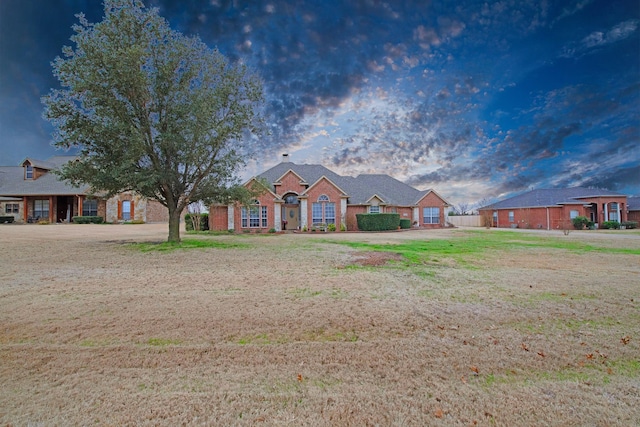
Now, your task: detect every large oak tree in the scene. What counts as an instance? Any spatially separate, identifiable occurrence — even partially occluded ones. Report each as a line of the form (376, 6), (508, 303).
(44, 0), (265, 242)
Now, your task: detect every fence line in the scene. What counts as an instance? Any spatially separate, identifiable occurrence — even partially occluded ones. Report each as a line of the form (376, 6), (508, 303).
(447, 215), (483, 227)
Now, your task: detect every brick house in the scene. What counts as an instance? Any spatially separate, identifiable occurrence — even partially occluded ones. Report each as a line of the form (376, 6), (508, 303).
(0, 156), (169, 223)
(628, 197), (640, 223)
(209, 154), (451, 232)
(478, 187), (629, 229)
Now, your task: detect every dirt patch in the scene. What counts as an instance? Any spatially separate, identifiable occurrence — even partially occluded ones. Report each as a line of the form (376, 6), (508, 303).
(348, 251), (404, 266)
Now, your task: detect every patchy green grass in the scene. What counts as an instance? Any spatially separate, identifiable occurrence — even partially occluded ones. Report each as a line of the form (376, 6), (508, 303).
(132, 238), (248, 252)
(145, 337), (182, 346)
(330, 231), (640, 269)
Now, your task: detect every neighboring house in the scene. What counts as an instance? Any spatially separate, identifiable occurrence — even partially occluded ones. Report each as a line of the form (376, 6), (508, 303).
(628, 196), (640, 223)
(209, 154), (451, 232)
(0, 156), (169, 223)
(478, 187), (629, 229)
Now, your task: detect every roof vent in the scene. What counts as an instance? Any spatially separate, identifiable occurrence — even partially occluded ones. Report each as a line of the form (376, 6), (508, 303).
(282, 153), (290, 163)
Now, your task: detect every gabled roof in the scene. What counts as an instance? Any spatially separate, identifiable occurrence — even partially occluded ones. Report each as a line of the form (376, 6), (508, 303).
(480, 187), (627, 210)
(256, 161), (448, 206)
(0, 156), (87, 196)
(628, 196), (640, 211)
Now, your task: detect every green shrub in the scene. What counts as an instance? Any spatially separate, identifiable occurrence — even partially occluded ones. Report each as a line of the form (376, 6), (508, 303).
(601, 220), (620, 229)
(399, 218), (411, 229)
(356, 213), (400, 231)
(185, 213), (209, 231)
(72, 216), (104, 224)
(621, 221), (638, 229)
(340, 223), (346, 232)
(327, 223), (336, 232)
(268, 228), (276, 233)
(571, 216), (590, 230)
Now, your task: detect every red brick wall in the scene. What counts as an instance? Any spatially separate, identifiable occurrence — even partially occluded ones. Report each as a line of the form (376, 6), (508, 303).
(209, 205), (228, 231)
(305, 178), (343, 228)
(346, 205), (367, 230)
(232, 191), (276, 232)
(145, 200), (169, 223)
(276, 171), (308, 196)
(416, 192), (447, 228)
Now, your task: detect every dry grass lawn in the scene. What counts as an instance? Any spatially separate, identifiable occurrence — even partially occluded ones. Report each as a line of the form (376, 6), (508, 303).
(1, 223), (639, 426)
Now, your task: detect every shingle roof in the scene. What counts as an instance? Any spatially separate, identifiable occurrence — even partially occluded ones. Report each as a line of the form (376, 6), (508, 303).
(0, 156), (88, 196)
(256, 161), (446, 206)
(480, 187), (627, 210)
(628, 196), (640, 211)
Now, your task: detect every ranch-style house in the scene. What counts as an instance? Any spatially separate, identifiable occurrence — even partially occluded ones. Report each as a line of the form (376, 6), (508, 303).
(0, 156), (168, 224)
(209, 154), (451, 232)
(478, 187), (629, 229)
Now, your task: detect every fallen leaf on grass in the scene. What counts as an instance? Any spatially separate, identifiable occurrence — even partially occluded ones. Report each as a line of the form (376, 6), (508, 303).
(434, 407), (444, 418)
(297, 374), (303, 382)
(586, 353), (594, 360)
(470, 365), (479, 374)
(621, 336), (631, 345)
(537, 351), (545, 357)
(521, 343), (529, 352)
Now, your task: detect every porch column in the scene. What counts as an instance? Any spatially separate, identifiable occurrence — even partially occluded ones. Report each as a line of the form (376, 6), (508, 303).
(274, 202), (282, 232)
(78, 196), (83, 218)
(49, 196), (53, 223)
(604, 203), (608, 222)
(23, 196), (28, 222)
(300, 199), (308, 230)
(413, 207), (420, 226)
(227, 204), (234, 230)
(340, 198), (347, 230)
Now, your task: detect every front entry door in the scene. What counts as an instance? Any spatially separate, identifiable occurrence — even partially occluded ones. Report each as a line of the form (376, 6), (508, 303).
(282, 205), (299, 230)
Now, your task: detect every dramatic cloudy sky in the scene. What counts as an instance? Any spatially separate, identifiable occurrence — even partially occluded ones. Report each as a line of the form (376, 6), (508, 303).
(1, 0), (638, 205)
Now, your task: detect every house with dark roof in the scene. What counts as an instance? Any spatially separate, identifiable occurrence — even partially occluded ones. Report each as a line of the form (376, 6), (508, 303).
(209, 154), (451, 232)
(0, 156), (169, 224)
(628, 196), (640, 223)
(477, 187), (629, 229)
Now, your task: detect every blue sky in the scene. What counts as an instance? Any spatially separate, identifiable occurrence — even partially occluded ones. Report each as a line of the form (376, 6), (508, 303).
(1, 0), (638, 205)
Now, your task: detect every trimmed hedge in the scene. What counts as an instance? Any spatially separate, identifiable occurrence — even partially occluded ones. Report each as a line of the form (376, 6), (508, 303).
(601, 220), (620, 229)
(72, 216), (104, 224)
(571, 216), (591, 230)
(399, 218), (411, 229)
(621, 221), (638, 229)
(185, 213), (209, 231)
(356, 213), (400, 231)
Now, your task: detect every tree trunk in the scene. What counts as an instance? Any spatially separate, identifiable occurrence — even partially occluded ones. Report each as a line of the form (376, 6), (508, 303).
(167, 206), (182, 243)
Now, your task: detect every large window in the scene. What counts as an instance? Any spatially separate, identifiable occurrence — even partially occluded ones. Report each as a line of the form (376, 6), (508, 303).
(241, 201), (268, 228)
(34, 199), (49, 219)
(83, 199), (98, 216)
(508, 211), (514, 222)
(312, 195), (335, 224)
(422, 207), (440, 224)
(570, 210), (579, 219)
(5, 203), (19, 214)
(609, 203), (619, 221)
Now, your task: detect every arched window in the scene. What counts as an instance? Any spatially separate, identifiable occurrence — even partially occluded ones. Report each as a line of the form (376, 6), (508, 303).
(312, 195), (335, 225)
(284, 194), (299, 204)
(241, 200), (268, 228)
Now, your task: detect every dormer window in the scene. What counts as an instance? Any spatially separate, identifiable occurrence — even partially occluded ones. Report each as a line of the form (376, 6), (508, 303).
(25, 165), (33, 179)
